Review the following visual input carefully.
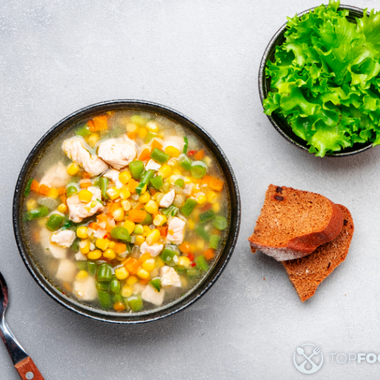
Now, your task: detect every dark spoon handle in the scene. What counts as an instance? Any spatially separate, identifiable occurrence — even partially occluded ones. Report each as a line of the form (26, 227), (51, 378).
(15, 356), (44, 380)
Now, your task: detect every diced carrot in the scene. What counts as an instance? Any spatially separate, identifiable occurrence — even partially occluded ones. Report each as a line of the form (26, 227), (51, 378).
(38, 184), (51, 196)
(88, 115), (108, 132)
(151, 139), (162, 150)
(128, 210), (147, 223)
(62, 282), (72, 292)
(113, 301), (126, 312)
(201, 175), (224, 192)
(128, 179), (139, 193)
(178, 242), (191, 254)
(194, 149), (205, 160)
(158, 226), (168, 237)
(204, 248), (215, 260)
(82, 171), (91, 179)
(30, 179), (40, 193)
(139, 147), (151, 161)
(60, 194), (67, 204)
(132, 202), (144, 210)
(107, 202), (121, 217)
(57, 187), (66, 195)
(139, 279), (149, 285)
(127, 131), (137, 140)
(124, 258), (140, 274)
(97, 213), (108, 223)
(114, 243), (127, 254)
(150, 188), (157, 196)
(88, 222), (100, 231)
(80, 180), (92, 188)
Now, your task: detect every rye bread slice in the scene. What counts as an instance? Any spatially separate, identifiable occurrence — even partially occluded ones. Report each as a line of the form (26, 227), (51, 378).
(248, 185), (344, 261)
(282, 204), (354, 302)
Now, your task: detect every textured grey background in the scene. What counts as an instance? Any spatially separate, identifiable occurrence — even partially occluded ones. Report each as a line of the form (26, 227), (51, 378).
(1, 0), (380, 379)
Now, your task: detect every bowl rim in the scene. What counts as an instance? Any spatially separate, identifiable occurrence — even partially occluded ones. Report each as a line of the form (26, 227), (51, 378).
(258, 4), (373, 157)
(13, 99), (241, 324)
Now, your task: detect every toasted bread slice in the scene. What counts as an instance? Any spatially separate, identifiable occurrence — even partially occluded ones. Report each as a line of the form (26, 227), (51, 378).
(282, 204), (354, 302)
(248, 185), (343, 261)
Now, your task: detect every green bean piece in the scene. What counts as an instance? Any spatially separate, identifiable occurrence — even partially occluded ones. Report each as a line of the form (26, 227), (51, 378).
(150, 148), (170, 164)
(111, 227), (130, 242)
(88, 262), (97, 276)
(129, 160), (145, 180)
(130, 115), (148, 127)
(98, 290), (112, 309)
(187, 268), (199, 278)
(76, 261), (87, 271)
(174, 178), (185, 188)
(24, 178), (33, 197)
(145, 132), (157, 143)
(25, 206), (50, 221)
(161, 247), (179, 265)
(135, 170), (155, 195)
(195, 255), (209, 271)
(66, 185), (78, 197)
(195, 225), (210, 242)
(99, 177), (109, 199)
(97, 282), (110, 291)
(113, 293), (124, 304)
(92, 177), (100, 187)
(214, 216), (228, 230)
(180, 198), (197, 217)
(133, 224), (144, 235)
(199, 209), (215, 223)
(141, 212), (153, 225)
(178, 154), (192, 171)
(183, 136), (189, 154)
(46, 214), (64, 231)
(97, 263), (113, 283)
(150, 175), (163, 190)
(161, 205), (179, 217)
(209, 235), (221, 249)
(75, 123), (91, 137)
(190, 161), (207, 179)
(110, 279), (121, 294)
(70, 238), (80, 252)
(127, 294), (143, 312)
(150, 278), (161, 292)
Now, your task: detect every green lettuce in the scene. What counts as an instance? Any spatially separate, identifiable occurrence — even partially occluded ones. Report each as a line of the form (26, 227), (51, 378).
(264, 0), (380, 156)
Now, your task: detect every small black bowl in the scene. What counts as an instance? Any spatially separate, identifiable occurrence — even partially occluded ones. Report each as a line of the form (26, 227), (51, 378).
(13, 100), (241, 324)
(258, 4), (373, 157)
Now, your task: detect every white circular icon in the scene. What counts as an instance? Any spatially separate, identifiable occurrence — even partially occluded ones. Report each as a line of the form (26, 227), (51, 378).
(293, 343), (323, 375)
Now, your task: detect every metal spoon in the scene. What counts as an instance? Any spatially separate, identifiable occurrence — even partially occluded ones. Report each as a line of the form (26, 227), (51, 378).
(0, 271), (44, 379)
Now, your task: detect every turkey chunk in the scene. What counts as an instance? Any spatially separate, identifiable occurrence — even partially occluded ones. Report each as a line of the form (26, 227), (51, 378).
(166, 217), (186, 244)
(40, 161), (70, 188)
(145, 159), (161, 171)
(56, 259), (76, 282)
(40, 228), (66, 259)
(103, 169), (123, 189)
(142, 284), (165, 306)
(62, 137), (108, 176)
(159, 189), (175, 208)
(140, 242), (163, 257)
(67, 186), (104, 223)
(73, 277), (97, 301)
(51, 230), (76, 248)
(160, 266), (181, 288)
(97, 138), (137, 170)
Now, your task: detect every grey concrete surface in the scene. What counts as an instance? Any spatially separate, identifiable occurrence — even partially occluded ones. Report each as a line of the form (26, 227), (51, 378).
(1, 0), (380, 379)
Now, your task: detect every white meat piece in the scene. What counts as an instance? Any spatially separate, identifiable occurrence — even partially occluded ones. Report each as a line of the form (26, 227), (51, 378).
(62, 137), (108, 176)
(145, 159), (161, 171)
(97, 138), (137, 170)
(164, 135), (184, 152)
(133, 282), (147, 295)
(75, 252), (87, 261)
(160, 266), (182, 288)
(67, 186), (104, 223)
(142, 284), (165, 306)
(140, 241), (164, 257)
(159, 189), (176, 208)
(40, 228), (66, 259)
(166, 217), (186, 244)
(40, 161), (70, 188)
(73, 276), (97, 301)
(183, 184), (194, 196)
(103, 169), (123, 189)
(56, 259), (76, 282)
(51, 230), (76, 248)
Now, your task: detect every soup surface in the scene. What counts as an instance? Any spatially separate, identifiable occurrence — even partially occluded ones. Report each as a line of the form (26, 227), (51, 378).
(23, 110), (229, 313)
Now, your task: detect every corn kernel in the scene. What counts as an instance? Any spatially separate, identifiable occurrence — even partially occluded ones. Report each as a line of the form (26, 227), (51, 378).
(157, 165), (172, 179)
(120, 186), (131, 200)
(153, 214), (167, 227)
(135, 235), (145, 246)
(139, 252), (152, 263)
(142, 258), (156, 272)
(155, 257), (165, 268)
(87, 249), (102, 260)
(206, 191), (218, 204)
(78, 189), (93, 203)
(178, 256), (191, 268)
(103, 248), (117, 260)
(146, 229), (160, 245)
(88, 133), (100, 148)
(119, 170), (132, 184)
(184, 177), (192, 184)
(139, 192), (150, 204)
(123, 220), (135, 235)
(113, 208), (125, 222)
(143, 226), (152, 236)
(79, 239), (90, 254)
(126, 122), (138, 133)
(37, 217), (48, 227)
(138, 127), (148, 139)
(196, 239), (205, 250)
(165, 145), (180, 158)
(133, 224), (144, 235)
(115, 267), (129, 280)
(26, 198), (37, 211)
(76, 226), (88, 239)
(67, 163), (80, 176)
(96, 238), (110, 251)
(109, 241), (116, 249)
(57, 203), (67, 213)
(46, 188), (58, 199)
(187, 219), (195, 230)
(121, 200), (131, 212)
(197, 195), (207, 205)
(121, 284), (133, 297)
(137, 268), (150, 279)
(127, 276), (138, 285)
(76, 270), (89, 281)
(106, 187), (120, 200)
(147, 121), (159, 132)
(204, 156), (212, 166)
(144, 200), (158, 214)
(212, 202), (221, 213)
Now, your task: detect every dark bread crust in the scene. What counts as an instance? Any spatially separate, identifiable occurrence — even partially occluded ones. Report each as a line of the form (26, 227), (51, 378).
(248, 185), (344, 261)
(282, 204), (354, 302)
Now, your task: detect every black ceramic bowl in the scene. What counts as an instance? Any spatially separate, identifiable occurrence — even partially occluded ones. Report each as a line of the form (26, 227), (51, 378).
(13, 100), (241, 324)
(259, 4), (373, 157)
